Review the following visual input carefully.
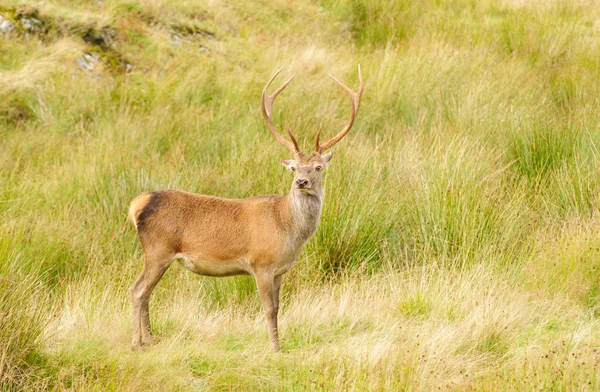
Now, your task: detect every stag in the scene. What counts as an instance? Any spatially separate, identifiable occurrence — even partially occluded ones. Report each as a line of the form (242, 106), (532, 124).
(128, 66), (363, 351)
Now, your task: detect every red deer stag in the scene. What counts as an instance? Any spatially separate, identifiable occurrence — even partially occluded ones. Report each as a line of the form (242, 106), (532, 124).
(128, 66), (363, 351)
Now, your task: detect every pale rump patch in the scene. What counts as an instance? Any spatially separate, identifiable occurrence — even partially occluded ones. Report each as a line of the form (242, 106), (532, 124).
(128, 193), (152, 229)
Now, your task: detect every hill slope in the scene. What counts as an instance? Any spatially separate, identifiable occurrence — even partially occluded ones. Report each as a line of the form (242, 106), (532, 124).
(2, 0), (600, 390)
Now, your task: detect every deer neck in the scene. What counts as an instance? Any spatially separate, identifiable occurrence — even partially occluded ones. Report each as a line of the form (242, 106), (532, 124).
(284, 185), (324, 241)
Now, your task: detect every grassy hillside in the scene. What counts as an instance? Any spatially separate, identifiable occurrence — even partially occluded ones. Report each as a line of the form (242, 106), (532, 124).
(2, 0), (600, 390)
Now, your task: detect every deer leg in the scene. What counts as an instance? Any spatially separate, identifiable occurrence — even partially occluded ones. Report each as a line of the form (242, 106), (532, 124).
(255, 272), (280, 352)
(273, 274), (282, 315)
(131, 248), (173, 349)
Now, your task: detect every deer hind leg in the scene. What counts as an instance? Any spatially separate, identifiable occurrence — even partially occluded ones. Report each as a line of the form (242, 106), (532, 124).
(255, 271), (281, 352)
(131, 247), (173, 349)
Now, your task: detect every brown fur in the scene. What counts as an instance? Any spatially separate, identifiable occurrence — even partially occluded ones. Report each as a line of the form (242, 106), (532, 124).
(130, 190), (297, 271)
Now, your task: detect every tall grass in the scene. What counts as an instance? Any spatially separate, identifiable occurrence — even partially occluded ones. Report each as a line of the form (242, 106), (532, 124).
(0, 233), (53, 390)
(2, 0), (600, 389)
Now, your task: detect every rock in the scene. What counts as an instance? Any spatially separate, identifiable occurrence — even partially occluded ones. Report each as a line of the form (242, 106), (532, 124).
(0, 15), (45, 38)
(83, 53), (100, 64)
(76, 57), (93, 71)
(19, 17), (45, 41)
(76, 53), (99, 72)
(21, 18), (32, 30)
(20, 17), (44, 33)
(0, 19), (14, 34)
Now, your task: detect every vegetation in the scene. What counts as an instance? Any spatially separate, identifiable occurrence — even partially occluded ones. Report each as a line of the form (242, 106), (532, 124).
(2, 0), (600, 389)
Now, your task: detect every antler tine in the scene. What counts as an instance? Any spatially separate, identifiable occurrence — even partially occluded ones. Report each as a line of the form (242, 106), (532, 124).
(287, 128), (301, 153)
(261, 68), (301, 155)
(316, 65), (364, 153)
(314, 123), (323, 152)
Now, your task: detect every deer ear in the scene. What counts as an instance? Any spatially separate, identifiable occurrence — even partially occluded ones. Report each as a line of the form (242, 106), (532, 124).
(322, 152), (333, 163)
(281, 160), (296, 170)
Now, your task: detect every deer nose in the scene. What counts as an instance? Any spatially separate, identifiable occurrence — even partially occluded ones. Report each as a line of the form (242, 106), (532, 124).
(296, 179), (309, 188)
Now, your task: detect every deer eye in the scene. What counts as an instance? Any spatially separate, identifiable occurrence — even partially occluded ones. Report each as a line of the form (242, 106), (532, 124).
(291, 166), (296, 172)
(315, 166), (322, 172)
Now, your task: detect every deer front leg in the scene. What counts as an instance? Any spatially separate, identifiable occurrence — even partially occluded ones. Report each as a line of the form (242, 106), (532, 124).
(273, 274), (282, 315)
(255, 272), (280, 352)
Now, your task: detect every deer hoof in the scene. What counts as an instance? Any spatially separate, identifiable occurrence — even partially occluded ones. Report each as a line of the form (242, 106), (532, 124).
(131, 344), (143, 352)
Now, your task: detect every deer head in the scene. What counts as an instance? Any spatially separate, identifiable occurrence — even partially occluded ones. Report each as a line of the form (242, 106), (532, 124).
(261, 66), (364, 194)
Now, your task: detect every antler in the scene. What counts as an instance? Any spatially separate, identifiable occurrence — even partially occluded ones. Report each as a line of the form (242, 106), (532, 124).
(261, 68), (302, 155)
(316, 65), (364, 153)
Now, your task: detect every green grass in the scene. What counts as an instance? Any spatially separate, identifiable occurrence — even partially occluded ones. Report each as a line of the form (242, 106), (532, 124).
(3, 0), (600, 390)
